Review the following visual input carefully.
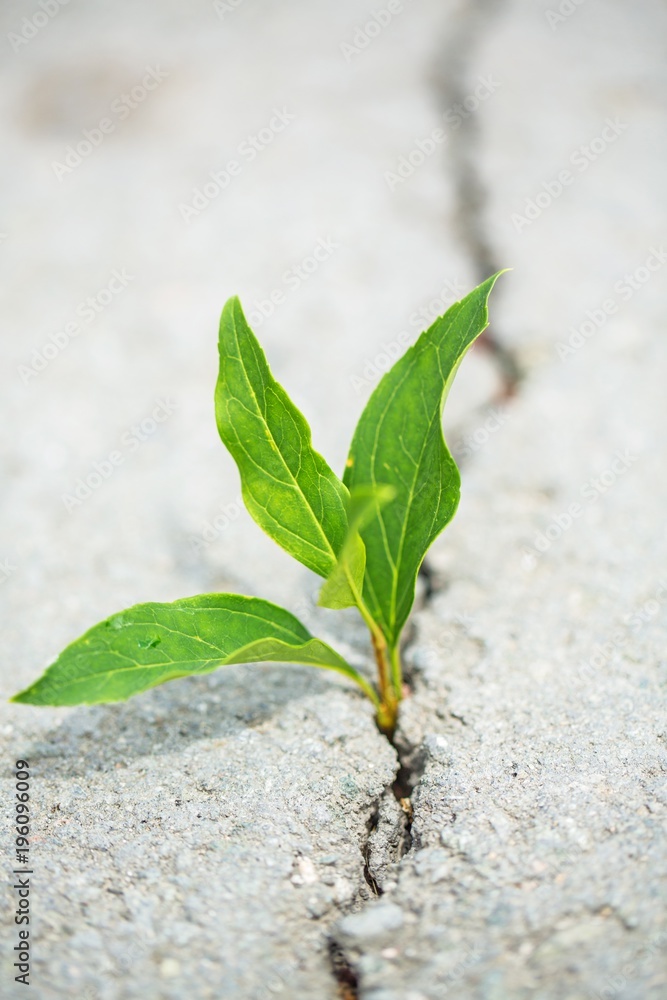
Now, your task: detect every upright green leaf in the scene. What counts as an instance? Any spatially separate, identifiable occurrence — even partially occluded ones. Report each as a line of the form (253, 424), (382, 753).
(318, 485), (395, 610)
(215, 297), (348, 579)
(11, 594), (377, 707)
(344, 273), (504, 648)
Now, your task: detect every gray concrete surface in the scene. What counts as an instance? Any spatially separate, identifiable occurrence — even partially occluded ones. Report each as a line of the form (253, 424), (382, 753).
(337, 330), (667, 999)
(1, 0), (666, 997)
(18, 688), (396, 1000)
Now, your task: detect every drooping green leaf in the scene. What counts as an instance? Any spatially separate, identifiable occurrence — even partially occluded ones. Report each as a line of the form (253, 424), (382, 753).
(11, 594), (377, 707)
(343, 273), (504, 648)
(215, 297), (348, 579)
(318, 485), (396, 610)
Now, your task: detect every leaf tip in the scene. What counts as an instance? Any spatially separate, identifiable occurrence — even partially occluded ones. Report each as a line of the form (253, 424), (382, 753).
(487, 267), (512, 290)
(219, 295), (246, 335)
(222, 293), (242, 311)
(9, 687), (35, 705)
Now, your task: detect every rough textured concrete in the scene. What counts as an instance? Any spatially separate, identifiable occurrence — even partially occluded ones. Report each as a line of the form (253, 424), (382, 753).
(331, 2), (667, 997)
(461, 0), (667, 362)
(15, 688), (396, 999)
(336, 338), (667, 998)
(1, 0), (666, 998)
(0, 2), (475, 996)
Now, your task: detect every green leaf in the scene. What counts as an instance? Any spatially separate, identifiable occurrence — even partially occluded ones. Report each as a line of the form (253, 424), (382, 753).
(343, 273), (504, 648)
(11, 594), (378, 707)
(318, 485), (395, 610)
(215, 297), (349, 579)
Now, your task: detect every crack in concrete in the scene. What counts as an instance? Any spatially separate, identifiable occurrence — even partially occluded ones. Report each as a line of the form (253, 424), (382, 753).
(328, 938), (360, 1000)
(362, 803), (382, 897)
(332, 4), (528, 990)
(433, 0), (521, 395)
(325, 728), (419, 995)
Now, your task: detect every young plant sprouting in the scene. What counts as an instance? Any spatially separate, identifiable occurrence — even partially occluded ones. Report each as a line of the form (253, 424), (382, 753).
(12, 274), (503, 735)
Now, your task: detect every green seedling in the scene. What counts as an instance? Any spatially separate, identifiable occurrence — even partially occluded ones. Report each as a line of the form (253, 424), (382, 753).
(13, 274), (503, 735)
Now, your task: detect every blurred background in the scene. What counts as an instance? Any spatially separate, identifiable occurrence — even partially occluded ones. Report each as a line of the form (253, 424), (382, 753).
(1, 0), (665, 703)
(3, 0), (664, 659)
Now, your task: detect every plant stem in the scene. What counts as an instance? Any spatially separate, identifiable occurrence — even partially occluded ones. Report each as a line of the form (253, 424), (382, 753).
(389, 644), (403, 701)
(371, 629), (399, 736)
(343, 567), (401, 734)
